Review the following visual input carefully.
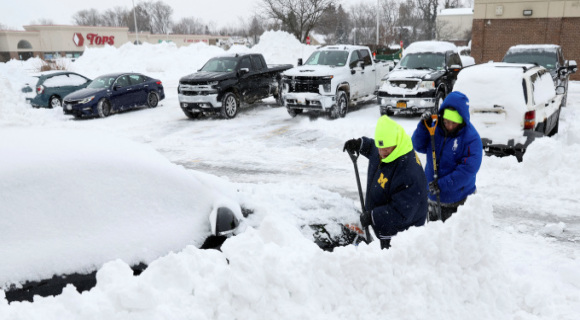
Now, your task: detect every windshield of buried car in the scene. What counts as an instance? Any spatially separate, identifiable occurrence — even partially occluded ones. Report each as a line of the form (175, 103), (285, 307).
(200, 57), (238, 72)
(502, 51), (558, 71)
(399, 53), (446, 70)
(305, 50), (348, 67)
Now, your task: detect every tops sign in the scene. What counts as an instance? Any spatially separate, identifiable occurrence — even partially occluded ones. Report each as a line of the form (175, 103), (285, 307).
(72, 33), (115, 47)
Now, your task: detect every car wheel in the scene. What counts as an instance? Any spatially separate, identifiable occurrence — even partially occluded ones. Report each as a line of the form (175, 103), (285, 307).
(433, 91), (444, 114)
(147, 92), (159, 108)
(49, 96), (62, 109)
(220, 92), (239, 119)
(97, 99), (111, 118)
(330, 91), (348, 119)
(183, 109), (201, 119)
(287, 108), (303, 118)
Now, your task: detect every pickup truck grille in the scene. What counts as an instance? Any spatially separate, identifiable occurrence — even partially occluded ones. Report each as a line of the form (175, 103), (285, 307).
(387, 80), (419, 90)
(285, 76), (330, 93)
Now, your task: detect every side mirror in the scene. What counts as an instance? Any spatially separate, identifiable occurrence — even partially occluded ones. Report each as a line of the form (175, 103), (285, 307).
(351, 69), (356, 75)
(448, 64), (462, 72)
(238, 68), (249, 76)
(113, 85), (121, 91)
(297, 58), (303, 66)
(569, 60), (577, 74)
(556, 85), (566, 95)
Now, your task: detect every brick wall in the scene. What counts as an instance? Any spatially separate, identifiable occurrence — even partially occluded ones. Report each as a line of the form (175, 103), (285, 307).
(471, 18), (580, 80)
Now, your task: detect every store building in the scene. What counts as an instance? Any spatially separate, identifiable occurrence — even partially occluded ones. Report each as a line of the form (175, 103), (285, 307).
(471, 0), (580, 80)
(436, 7), (474, 46)
(0, 24), (228, 62)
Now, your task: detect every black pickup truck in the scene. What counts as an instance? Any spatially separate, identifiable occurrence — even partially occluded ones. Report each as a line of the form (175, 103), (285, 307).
(178, 53), (293, 119)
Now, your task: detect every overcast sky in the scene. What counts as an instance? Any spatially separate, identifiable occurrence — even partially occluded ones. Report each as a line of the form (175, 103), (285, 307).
(1, 0), (262, 31)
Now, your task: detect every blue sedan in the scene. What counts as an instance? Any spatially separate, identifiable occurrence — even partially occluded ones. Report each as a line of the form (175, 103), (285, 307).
(63, 72), (165, 118)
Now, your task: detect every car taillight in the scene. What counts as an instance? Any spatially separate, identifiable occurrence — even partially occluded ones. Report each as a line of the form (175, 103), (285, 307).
(524, 111), (535, 130)
(156, 81), (162, 85)
(36, 85), (45, 94)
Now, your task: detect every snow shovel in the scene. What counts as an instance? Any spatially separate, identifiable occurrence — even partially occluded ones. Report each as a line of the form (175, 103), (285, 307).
(346, 149), (373, 243)
(424, 114), (442, 222)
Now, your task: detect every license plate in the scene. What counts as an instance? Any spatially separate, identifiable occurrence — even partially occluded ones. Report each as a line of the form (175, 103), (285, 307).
(396, 101), (407, 108)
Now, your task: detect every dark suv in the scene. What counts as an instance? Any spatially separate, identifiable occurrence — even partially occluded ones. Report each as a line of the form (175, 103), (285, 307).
(502, 44), (577, 107)
(377, 41), (462, 116)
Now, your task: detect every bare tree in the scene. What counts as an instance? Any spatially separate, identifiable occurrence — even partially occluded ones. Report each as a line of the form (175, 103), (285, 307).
(350, 2), (377, 45)
(260, 0), (338, 42)
(30, 18), (56, 25)
(173, 17), (206, 34)
(101, 7), (129, 27)
(315, 4), (351, 44)
(148, 1), (173, 34)
(72, 9), (102, 26)
(248, 16), (265, 44)
(415, 0), (438, 40)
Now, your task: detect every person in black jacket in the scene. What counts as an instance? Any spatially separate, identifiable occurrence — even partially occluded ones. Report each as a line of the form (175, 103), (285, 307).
(343, 115), (428, 249)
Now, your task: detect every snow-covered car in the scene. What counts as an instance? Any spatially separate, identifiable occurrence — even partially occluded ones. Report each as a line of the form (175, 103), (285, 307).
(377, 41), (462, 116)
(281, 45), (391, 119)
(0, 128), (243, 302)
(21, 71), (91, 108)
(62, 72), (165, 119)
(453, 62), (564, 161)
(502, 44), (577, 107)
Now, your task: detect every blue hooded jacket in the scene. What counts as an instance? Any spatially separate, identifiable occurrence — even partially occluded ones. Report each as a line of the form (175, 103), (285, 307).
(411, 91), (483, 204)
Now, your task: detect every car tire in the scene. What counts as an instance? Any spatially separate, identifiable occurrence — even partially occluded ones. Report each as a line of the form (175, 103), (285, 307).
(147, 92), (159, 108)
(97, 99), (111, 118)
(287, 108), (303, 118)
(183, 109), (201, 119)
(329, 91), (348, 119)
(49, 96), (62, 109)
(220, 92), (239, 119)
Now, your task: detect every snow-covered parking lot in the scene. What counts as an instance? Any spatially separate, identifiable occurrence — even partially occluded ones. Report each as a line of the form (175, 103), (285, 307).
(1, 32), (579, 319)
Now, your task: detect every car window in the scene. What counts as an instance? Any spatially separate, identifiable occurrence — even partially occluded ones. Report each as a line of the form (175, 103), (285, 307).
(251, 56), (265, 70)
(238, 57), (252, 71)
(67, 74), (90, 86)
(448, 53), (462, 67)
(88, 76), (116, 89)
(531, 69), (556, 105)
(399, 53), (445, 70)
(359, 50), (372, 66)
(115, 75), (130, 88)
(128, 74), (146, 85)
(503, 51), (558, 71)
(349, 50), (361, 68)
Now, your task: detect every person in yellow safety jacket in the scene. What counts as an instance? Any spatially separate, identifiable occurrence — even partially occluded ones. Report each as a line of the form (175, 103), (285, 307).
(343, 115), (428, 249)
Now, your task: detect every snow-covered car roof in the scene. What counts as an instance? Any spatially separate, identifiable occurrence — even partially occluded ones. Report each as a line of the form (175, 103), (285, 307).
(404, 41), (458, 55)
(453, 62), (546, 143)
(0, 128), (242, 288)
(318, 44), (371, 51)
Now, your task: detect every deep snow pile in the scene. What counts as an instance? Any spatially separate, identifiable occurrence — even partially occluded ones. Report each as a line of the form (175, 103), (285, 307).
(0, 31), (579, 319)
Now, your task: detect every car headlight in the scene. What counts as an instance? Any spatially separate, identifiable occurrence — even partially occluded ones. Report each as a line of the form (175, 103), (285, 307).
(419, 81), (435, 90)
(79, 96), (95, 104)
(380, 79), (388, 87)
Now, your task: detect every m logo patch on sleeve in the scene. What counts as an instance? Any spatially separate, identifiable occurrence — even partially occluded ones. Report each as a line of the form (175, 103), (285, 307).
(378, 173), (388, 188)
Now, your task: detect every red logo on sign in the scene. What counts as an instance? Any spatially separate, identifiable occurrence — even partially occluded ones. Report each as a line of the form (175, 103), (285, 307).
(86, 33), (115, 46)
(73, 33), (84, 47)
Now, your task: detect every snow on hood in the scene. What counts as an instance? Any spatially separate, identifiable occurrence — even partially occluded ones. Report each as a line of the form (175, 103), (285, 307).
(283, 65), (345, 77)
(386, 68), (441, 80)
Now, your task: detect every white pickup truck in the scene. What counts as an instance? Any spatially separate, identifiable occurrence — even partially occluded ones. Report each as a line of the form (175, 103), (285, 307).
(281, 45), (392, 118)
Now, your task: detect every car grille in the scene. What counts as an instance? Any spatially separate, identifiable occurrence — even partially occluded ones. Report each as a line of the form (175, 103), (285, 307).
(285, 76), (329, 93)
(63, 100), (81, 105)
(388, 80), (419, 90)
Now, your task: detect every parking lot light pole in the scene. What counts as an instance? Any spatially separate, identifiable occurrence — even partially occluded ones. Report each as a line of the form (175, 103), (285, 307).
(132, 0), (139, 44)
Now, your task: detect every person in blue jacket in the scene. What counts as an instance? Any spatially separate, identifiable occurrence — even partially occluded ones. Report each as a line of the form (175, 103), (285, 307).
(412, 91), (483, 222)
(343, 115), (427, 249)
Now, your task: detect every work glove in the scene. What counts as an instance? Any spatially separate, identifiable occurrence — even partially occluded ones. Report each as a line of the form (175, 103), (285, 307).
(360, 210), (372, 228)
(428, 181), (440, 195)
(343, 138), (362, 155)
(421, 111), (433, 122)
